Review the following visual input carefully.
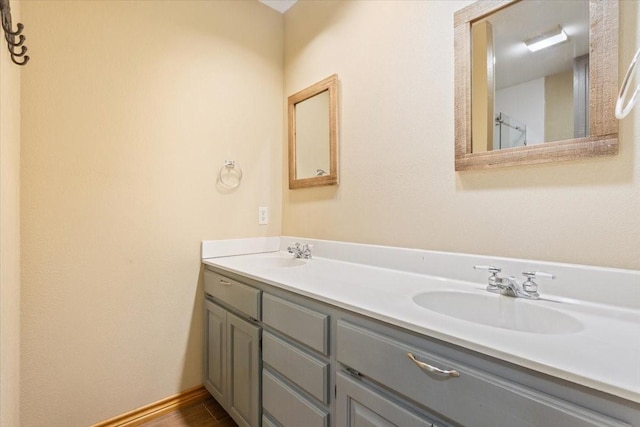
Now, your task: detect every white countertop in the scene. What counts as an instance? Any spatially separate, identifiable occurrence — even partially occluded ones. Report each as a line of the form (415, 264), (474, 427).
(202, 238), (640, 403)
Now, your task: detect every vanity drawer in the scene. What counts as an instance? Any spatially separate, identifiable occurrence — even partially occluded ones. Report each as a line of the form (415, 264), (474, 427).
(262, 369), (329, 427)
(263, 331), (329, 404)
(262, 294), (329, 355)
(336, 321), (629, 427)
(204, 269), (261, 320)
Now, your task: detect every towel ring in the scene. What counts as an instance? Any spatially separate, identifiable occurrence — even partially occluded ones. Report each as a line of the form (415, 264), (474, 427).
(615, 46), (640, 119)
(218, 160), (243, 189)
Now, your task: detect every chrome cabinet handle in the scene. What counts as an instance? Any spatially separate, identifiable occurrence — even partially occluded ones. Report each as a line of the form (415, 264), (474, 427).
(219, 280), (232, 286)
(407, 353), (460, 378)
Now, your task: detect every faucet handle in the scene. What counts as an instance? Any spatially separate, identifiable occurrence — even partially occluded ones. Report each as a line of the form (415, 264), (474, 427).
(522, 271), (556, 280)
(287, 242), (301, 253)
(521, 271), (555, 298)
(474, 265), (502, 291)
(473, 265), (502, 274)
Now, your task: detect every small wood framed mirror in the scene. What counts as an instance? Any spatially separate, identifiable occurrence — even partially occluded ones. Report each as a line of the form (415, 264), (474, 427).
(288, 74), (338, 189)
(454, 0), (618, 171)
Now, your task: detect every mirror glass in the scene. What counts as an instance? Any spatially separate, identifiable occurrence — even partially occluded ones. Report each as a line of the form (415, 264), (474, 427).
(295, 90), (330, 179)
(454, 0), (618, 171)
(288, 74), (338, 189)
(471, 1), (589, 152)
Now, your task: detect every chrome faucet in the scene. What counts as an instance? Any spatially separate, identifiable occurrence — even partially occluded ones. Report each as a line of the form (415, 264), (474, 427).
(473, 266), (555, 300)
(287, 243), (312, 259)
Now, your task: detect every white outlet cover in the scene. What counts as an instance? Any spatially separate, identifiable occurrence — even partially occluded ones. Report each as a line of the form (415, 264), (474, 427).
(258, 207), (269, 225)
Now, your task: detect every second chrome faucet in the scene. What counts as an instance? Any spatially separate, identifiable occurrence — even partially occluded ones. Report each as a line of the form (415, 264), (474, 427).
(473, 265), (555, 300)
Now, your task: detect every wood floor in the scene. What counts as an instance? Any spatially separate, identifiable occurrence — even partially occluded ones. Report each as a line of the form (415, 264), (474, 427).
(138, 396), (238, 427)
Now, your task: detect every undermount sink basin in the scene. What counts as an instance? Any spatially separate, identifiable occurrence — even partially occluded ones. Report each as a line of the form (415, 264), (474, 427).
(413, 291), (583, 335)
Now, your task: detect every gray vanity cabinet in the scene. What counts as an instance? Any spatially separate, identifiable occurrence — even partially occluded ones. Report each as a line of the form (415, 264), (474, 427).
(203, 265), (640, 427)
(204, 270), (261, 427)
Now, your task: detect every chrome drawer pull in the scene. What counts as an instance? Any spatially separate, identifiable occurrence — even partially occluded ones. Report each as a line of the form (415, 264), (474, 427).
(219, 280), (232, 286)
(407, 353), (460, 378)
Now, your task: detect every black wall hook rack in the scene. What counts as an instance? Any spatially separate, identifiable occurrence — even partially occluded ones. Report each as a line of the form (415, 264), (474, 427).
(1, 0), (28, 66)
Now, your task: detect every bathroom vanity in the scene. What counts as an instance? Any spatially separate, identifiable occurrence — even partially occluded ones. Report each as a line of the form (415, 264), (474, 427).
(202, 237), (640, 427)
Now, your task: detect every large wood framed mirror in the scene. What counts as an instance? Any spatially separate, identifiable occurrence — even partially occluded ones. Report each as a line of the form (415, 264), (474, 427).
(454, 0), (618, 171)
(288, 74), (338, 189)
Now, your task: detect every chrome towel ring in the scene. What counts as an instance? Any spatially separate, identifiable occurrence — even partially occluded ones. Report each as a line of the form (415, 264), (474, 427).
(218, 160), (243, 189)
(616, 46), (640, 120)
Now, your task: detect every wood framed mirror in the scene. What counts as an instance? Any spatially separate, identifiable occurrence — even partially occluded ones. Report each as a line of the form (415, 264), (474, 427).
(288, 74), (338, 189)
(454, 0), (618, 171)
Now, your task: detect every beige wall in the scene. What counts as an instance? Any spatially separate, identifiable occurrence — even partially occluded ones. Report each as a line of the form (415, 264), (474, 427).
(20, 1), (282, 426)
(0, 2), (22, 425)
(283, 0), (640, 270)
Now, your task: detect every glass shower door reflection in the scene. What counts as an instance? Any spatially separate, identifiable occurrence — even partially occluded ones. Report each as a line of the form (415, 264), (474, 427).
(494, 112), (527, 150)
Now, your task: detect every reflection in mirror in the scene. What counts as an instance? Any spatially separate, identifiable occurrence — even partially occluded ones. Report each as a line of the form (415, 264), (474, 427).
(471, 1), (589, 152)
(295, 90), (330, 179)
(455, 0), (618, 171)
(288, 74), (338, 189)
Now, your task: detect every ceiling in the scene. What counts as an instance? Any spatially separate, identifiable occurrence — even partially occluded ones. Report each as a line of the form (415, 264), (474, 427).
(259, 0), (298, 14)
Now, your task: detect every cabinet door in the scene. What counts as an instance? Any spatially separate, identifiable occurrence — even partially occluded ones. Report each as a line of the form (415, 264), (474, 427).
(227, 312), (261, 427)
(336, 372), (433, 427)
(204, 300), (226, 405)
